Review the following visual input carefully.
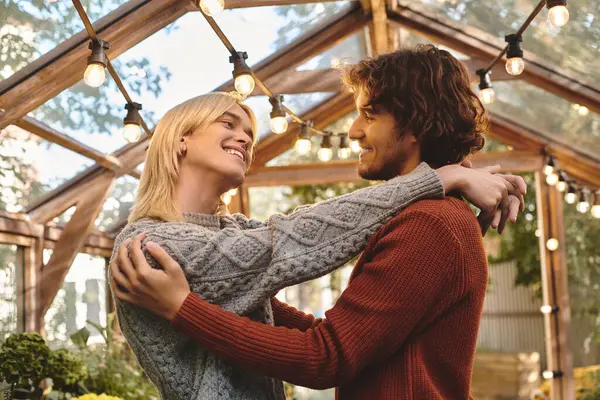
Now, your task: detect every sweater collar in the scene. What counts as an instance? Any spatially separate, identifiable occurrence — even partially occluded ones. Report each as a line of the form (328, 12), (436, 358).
(182, 213), (220, 229)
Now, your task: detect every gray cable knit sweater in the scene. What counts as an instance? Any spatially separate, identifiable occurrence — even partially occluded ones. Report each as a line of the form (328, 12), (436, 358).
(110, 162), (444, 400)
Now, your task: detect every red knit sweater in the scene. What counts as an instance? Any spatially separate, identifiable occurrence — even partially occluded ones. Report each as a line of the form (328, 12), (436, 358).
(172, 197), (488, 399)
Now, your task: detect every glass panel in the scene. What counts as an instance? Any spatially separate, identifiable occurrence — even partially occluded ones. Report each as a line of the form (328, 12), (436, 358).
(397, 27), (470, 60)
(296, 31), (367, 71)
(485, 80), (600, 157)
(95, 175), (138, 231)
(243, 93), (334, 141)
(0, 244), (18, 342)
(400, 0), (600, 84)
(44, 251), (108, 348)
(0, 125), (94, 212)
(1, 0), (130, 81)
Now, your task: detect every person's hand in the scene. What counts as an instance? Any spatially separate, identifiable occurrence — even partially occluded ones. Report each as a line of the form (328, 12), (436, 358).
(110, 233), (191, 321)
(436, 164), (527, 235)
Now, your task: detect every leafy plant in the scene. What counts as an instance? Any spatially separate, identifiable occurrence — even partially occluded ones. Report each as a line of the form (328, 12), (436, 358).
(0, 333), (50, 397)
(46, 349), (88, 395)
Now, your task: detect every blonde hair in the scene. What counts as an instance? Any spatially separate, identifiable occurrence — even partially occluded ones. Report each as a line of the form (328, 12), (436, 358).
(129, 92), (257, 223)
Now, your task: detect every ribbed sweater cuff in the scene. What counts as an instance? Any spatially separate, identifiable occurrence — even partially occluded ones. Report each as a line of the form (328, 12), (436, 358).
(172, 293), (214, 335)
(396, 162), (445, 200)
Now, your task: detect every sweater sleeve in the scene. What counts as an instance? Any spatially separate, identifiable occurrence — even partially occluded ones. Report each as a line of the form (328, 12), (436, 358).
(171, 211), (463, 389)
(173, 162), (444, 314)
(271, 298), (322, 331)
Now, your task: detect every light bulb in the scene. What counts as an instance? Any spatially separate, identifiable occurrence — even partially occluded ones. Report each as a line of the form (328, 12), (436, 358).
(565, 192), (577, 204)
(122, 123), (142, 143)
(546, 238), (559, 251)
(479, 88), (495, 104)
(234, 74), (255, 96)
(591, 205), (600, 219)
(84, 64), (106, 88)
(295, 138), (312, 155)
(338, 147), (352, 160)
(577, 201), (590, 214)
(546, 172), (559, 186)
(578, 106), (589, 116)
(227, 188), (238, 196)
(199, 0), (224, 16)
(556, 181), (567, 192)
(350, 140), (361, 153)
(548, 5), (569, 27)
(222, 193), (232, 205)
(505, 57), (525, 76)
(270, 116), (288, 134)
(318, 147), (333, 162)
(543, 165), (554, 176)
(540, 305), (554, 314)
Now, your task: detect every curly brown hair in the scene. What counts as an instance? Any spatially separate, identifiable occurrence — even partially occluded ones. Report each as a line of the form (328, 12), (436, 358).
(342, 44), (489, 168)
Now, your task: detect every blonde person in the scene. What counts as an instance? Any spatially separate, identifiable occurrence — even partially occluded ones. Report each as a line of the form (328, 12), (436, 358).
(110, 91), (525, 400)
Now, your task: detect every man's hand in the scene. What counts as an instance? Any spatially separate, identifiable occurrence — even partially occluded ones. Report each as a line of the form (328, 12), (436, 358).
(437, 164), (527, 236)
(110, 233), (191, 321)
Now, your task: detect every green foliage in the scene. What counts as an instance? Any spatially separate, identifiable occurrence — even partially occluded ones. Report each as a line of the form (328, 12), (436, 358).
(47, 349), (88, 394)
(69, 314), (159, 400)
(0, 333), (50, 391)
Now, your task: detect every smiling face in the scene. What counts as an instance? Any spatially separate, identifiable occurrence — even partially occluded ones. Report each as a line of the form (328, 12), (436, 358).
(348, 90), (421, 181)
(181, 103), (255, 189)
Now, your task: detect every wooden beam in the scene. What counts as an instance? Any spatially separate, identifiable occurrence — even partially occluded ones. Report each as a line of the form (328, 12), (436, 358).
(252, 92), (356, 167)
(368, 0), (391, 55)
(17, 239), (45, 332)
(0, 0), (192, 129)
(535, 173), (575, 399)
(246, 151), (542, 187)
(214, 4), (369, 93)
(489, 112), (600, 187)
(389, 6), (600, 115)
(247, 69), (342, 97)
(225, 0), (356, 7)
(26, 138), (149, 223)
(14, 116), (122, 171)
(38, 175), (116, 319)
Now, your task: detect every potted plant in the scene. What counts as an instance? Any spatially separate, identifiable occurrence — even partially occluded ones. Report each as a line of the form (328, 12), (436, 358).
(46, 349), (88, 398)
(0, 333), (50, 399)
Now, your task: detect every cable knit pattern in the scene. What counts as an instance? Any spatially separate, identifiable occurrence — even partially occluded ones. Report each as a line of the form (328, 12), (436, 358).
(109, 162), (443, 400)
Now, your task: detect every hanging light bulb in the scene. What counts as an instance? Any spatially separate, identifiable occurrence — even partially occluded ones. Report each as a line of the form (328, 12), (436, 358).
(591, 191), (600, 219)
(540, 305), (559, 314)
(564, 183), (577, 204)
(198, 0), (225, 17)
(546, 238), (559, 251)
(476, 69), (495, 105)
(230, 51), (255, 97)
(317, 135), (333, 162)
(542, 370), (564, 380)
(505, 34), (525, 76)
(122, 102), (143, 143)
(576, 188), (590, 214)
(269, 95), (288, 134)
(350, 139), (361, 153)
(84, 39), (110, 88)
(338, 135), (352, 159)
(222, 192), (232, 205)
(546, 171), (559, 186)
(556, 171), (568, 192)
(295, 122), (312, 155)
(547, 0), (569, 27)
(544, 155), (556, 176)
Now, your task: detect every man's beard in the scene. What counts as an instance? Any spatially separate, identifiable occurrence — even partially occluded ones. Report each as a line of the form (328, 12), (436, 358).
(357, 162), (401, 181)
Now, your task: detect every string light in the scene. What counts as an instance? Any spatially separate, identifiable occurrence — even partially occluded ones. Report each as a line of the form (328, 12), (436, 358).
(565, 183), (577, 204)
(542, 370), (564, 380)
(544, 155), (556, 176)
(338, 135), (352, 159)
(546, 238), (559, 251)
(295, 122), (313, 155)
(505, 34), (525, 76)
(317, 135), (333, 162)
(198, 0), (225, 17)
(556, 171), (568, 192)
(546, 171), (559, 186)
(122, 102), (142, 143)
(269, 95), (288, 134)
(540, 305), (559, 314)
(222, 192), (232, 205)
(592, 191), (600, 219)
(547, 0), (569, 27)
(230, 51), (255, 97)
(350, 140), (361, 153)
(576, 188), (590, 214)
(84, 39), (110, 88)
(476, 69), (495, 105)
